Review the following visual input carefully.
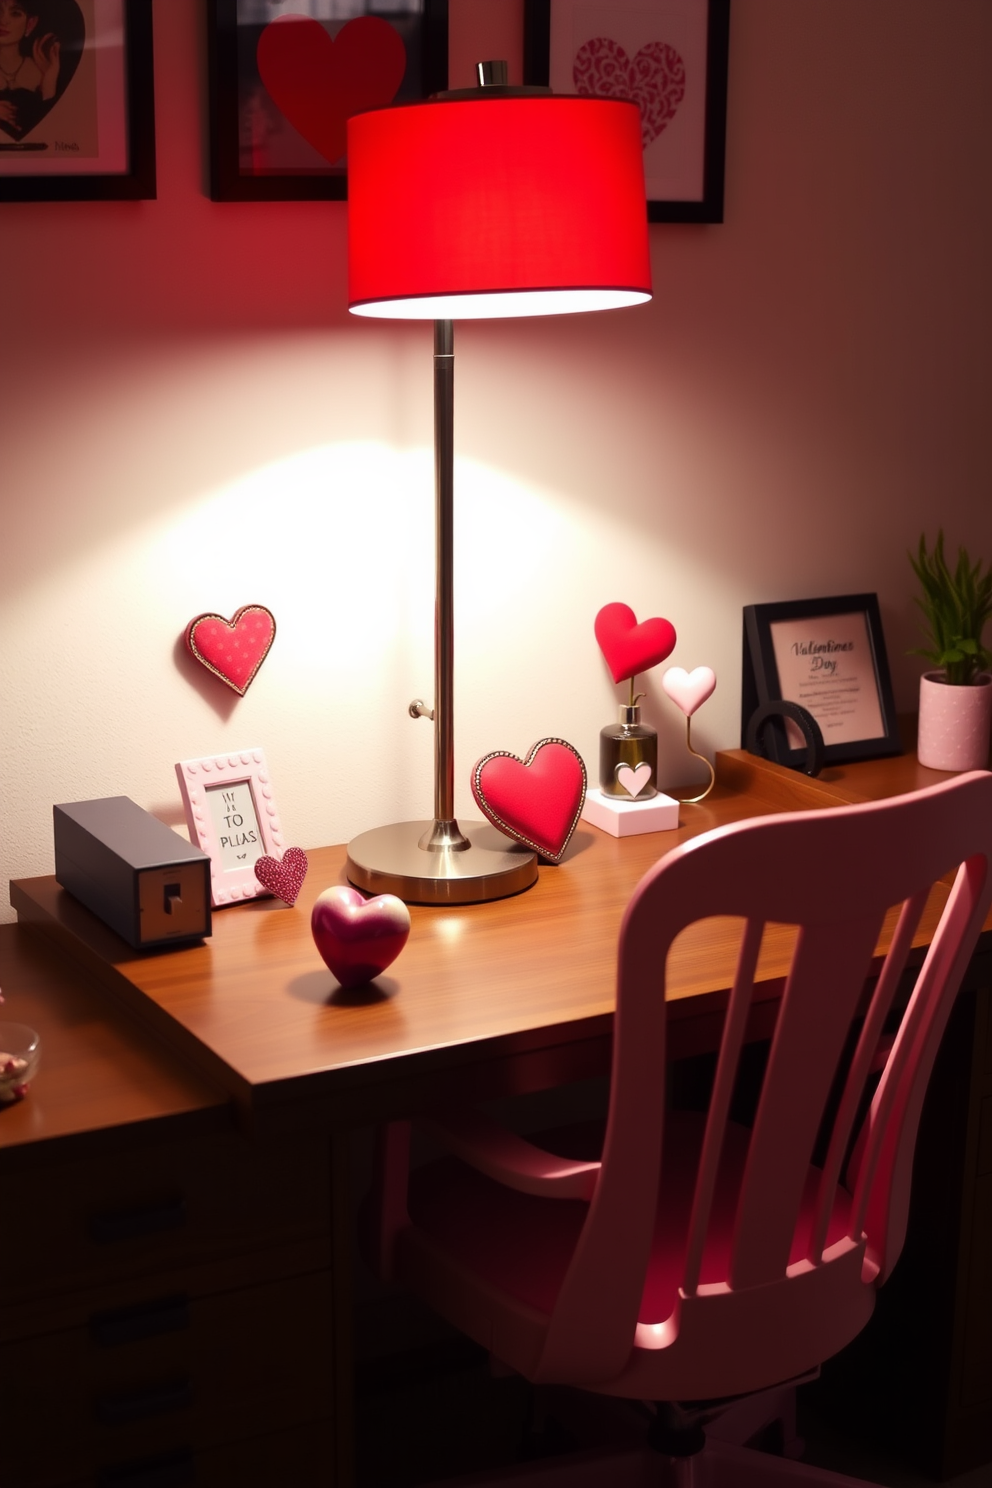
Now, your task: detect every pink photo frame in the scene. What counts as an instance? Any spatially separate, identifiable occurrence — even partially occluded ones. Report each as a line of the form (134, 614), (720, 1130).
(175, 747), (285, 907)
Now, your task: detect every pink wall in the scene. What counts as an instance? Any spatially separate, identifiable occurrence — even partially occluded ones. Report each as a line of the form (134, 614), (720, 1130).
(1, 0), (990, 907)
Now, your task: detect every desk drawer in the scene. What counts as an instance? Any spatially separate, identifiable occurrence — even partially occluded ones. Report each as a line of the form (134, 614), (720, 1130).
(2, 1130), (330, 1315)
(1, 1270), (335, 1488)
(61, 1419), (336, 1488)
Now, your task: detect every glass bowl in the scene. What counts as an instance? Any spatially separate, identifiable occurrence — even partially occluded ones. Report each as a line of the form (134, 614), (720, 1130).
(0, 1023), (41, 1103)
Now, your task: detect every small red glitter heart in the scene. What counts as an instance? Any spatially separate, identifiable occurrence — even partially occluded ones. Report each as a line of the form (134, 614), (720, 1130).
(185, 605), (276, 696)
(254, 846), (309, 907)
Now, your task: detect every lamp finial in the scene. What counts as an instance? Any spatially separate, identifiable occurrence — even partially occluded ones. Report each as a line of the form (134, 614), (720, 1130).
(476, 60), (509, 88)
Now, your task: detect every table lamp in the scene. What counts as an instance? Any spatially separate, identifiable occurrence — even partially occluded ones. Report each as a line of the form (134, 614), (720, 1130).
(345, 62), (652, 905)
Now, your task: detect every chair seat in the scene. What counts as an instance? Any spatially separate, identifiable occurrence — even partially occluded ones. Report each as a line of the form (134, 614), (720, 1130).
(401, 1110), (856, 1387)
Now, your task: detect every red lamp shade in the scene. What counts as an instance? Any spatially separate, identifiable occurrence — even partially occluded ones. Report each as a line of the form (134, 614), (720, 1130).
(347, 96), (652, 319)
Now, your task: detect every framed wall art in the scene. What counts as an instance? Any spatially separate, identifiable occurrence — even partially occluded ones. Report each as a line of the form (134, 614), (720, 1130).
(207, 0), (449, 202)
(742, 594), (902, 768)
(176, 748), (286, 907)
(0, 0), (154, 202)
(524, 0), (729, 223)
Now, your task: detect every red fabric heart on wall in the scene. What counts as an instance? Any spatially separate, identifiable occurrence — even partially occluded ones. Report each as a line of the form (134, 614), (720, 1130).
(185, 606), (276, 696)
(472, 739), (587, 864)
(594, 602), (676, 685)
(257, 14), (407, 167)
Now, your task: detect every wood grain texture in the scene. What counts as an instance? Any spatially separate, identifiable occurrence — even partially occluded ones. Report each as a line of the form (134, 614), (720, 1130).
(11, 759), (970, 1128)
(0, 925), (227, 1163)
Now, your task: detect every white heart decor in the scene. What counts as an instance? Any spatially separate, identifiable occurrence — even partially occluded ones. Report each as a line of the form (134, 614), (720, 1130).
(662, 666), (717, 718)
(616, 762), (653, 798)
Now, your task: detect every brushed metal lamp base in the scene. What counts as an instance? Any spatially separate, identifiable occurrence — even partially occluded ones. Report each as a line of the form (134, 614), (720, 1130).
(346, 820), (537, 905)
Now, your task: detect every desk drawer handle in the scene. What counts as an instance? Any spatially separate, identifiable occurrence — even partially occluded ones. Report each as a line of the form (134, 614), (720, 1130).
(88, 1199), (187, 1244)
(95, 1375), (194, 1426)
(90, 1295), (190, 1348)
(98, 1449), (195, 1488)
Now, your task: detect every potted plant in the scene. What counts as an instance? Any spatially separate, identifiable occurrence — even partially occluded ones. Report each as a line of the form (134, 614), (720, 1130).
(910, 531), (992, 771)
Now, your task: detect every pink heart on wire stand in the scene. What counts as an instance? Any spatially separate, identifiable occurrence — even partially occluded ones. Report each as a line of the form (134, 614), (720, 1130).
(254, 847), (309, 906)
(662, 666), (717, 718)
(573, 38), (686, 149)
(311, 886), (411, 988)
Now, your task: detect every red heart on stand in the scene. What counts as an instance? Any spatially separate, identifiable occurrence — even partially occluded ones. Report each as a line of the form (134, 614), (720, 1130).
(254, 847), (309, 907)
(594, 603), (676, 685)
(573, 38), (686, 149)
(185, 605), (276, 696)
(257, 14), (407, 166)
(472, 739), (587, 864)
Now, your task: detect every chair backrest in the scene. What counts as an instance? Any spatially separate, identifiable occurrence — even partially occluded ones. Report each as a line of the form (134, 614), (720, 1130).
(537, 773), (992, 1385)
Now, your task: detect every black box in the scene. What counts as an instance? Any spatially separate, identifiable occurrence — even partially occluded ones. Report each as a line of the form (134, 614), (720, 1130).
(54, 797), (212, 950)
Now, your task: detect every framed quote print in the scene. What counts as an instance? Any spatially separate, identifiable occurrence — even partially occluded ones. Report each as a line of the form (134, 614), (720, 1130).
(176, 748), (286, 907)
(742, 594), (902, 769)
(0, 0), (155, 201)
(524, 0), (729, 222)
(207, 0), (449, 201)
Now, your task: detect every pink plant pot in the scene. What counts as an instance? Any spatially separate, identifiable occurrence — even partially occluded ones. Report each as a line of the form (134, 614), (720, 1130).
(917, 671), (992, 772)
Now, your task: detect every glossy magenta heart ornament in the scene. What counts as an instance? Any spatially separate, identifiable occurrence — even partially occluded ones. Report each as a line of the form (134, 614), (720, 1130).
(311, 886), (411, 988)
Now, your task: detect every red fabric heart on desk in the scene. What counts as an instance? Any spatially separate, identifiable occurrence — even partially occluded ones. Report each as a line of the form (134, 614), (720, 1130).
(594, 602), (676, 685)
(185, 605), (276, 696)
(472, 739), (587, 864)
(257, 14), (407, 166)
(254, 847), (309, 907)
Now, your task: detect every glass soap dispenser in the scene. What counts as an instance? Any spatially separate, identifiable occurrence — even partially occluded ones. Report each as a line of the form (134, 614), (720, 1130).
(599, 693), (658, 799)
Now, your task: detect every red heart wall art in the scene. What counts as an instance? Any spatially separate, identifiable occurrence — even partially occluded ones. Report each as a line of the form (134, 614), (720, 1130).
(574, 37), (686, 150)
(472, 739), (587, 864)
(185, 606), (276, 696)
(594, 603), (676, 685)
(257, 14), (407, 166)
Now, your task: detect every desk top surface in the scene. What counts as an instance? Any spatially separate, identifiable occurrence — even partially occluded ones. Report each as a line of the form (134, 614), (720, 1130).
(9, 749), (964, 1129)
(0, 925), (228, 1162)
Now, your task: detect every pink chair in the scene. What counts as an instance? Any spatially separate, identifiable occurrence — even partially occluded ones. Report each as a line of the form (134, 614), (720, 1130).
(369, 772), (992, 1486)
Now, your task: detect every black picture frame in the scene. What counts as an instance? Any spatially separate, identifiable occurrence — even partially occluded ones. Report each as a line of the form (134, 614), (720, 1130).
(742, 594), (902, 768)
(0, 0), (155, 202)
(523, 0), (729, 224)
(207, 0), (449, 203)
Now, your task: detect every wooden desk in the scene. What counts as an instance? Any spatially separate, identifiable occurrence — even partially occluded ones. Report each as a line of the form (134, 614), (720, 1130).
(7, 755), (961, 1135)
(6, 748), (991, 1483)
